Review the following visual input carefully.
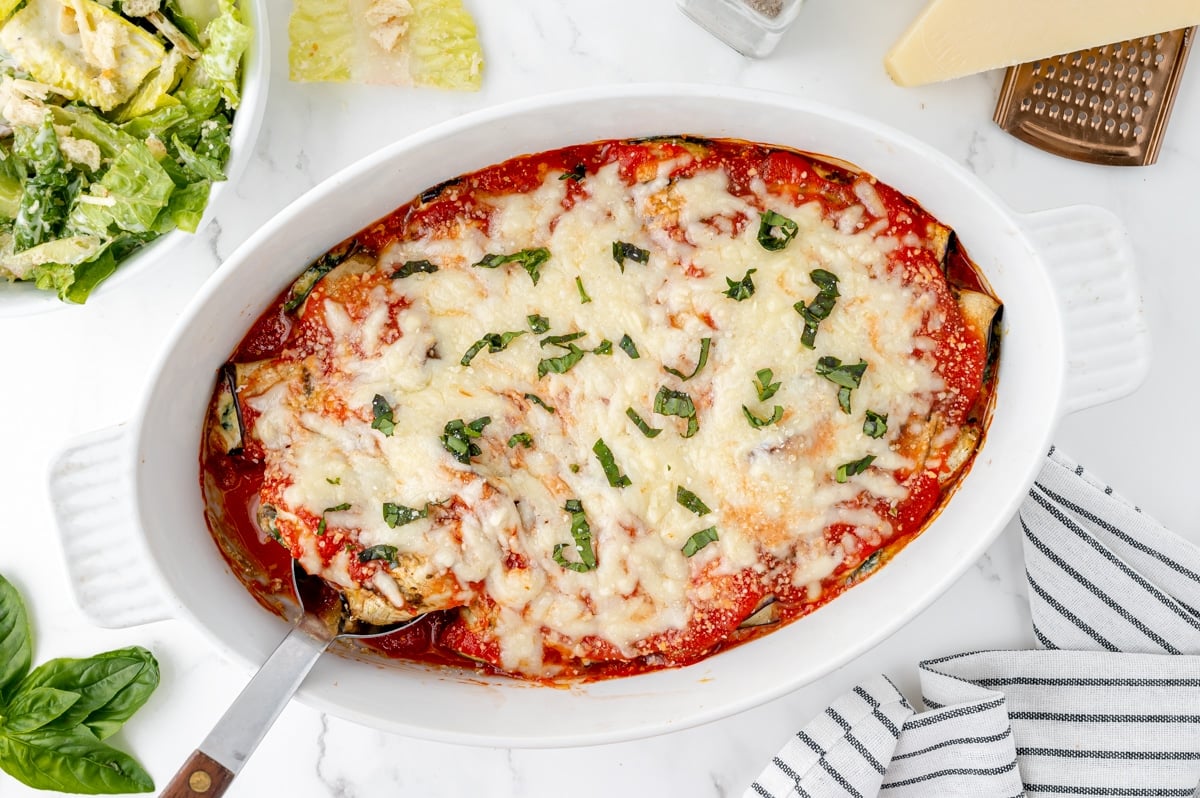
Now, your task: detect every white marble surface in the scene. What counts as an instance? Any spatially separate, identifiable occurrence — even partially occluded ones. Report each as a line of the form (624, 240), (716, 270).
(2, 1), (1198, 795)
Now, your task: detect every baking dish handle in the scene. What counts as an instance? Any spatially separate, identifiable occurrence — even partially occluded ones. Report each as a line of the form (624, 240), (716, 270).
(1019, 205), (1151, 417)
(47, 424), (172, 629)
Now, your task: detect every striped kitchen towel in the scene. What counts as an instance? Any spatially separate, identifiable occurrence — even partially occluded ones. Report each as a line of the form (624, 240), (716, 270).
(747, 448), (1200, 798)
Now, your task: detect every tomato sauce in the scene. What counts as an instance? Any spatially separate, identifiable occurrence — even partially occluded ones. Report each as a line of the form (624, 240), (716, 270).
(200, 137), (1000, 684)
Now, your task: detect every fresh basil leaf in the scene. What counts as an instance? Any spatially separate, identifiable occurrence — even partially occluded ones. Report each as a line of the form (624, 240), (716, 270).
(810, 269), (840, 294)
(618, 334), (640, 359)
(316, 503), (351, 536)
(441, 416), (491, 463)
(527, 314), (550, 334)
(559, 163), (586, 182)
(742, 405), (784, 428)
(575, 276), (592, 304)
(723, 269), (756, 301)
(3, 687), (81, 734)
(0, 725), (154, 793)
(625, 407), (662, 438)
(676, 486), (711, 516)
(524, 393), (556, 414)
(16, 647), (159, 741)
(593, 339), (613, 356)
(664, 337), (712, 381)
(0, 575), (32, 702)
(553, 500), (596, 571)
(540, 331), (587, 348)
(864, 410), (888, 439)
(611, 241), (649, 271)
(835, 454), (877, 483)
(382, 502), (427, 529)
(371, 394), (396, 436)
(754, 368), (781, 401)
(756, 210), (799, 251)
(838, 386), (853, 415)
(537, 344), (586, 378)
(357, 545), (400, 567)
(592, 439), (631, 488)
(653, 386), (699, 438)
(473, 247), (551, 285)
(508, 432), (533, 449)
(391, 259), (438, 278)
(461, 330), (527, 366)
(682, 526), (719, 557)
(815, 357), (868, 389)
(794, 269), (841, 349)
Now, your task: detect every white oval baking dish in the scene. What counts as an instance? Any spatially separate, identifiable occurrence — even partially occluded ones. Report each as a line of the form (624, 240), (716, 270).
(0, 0), (271, 317)
(47, 85), (1150, 747)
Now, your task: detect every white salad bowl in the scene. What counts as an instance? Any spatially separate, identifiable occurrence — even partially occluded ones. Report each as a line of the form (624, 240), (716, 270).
(0, 0), (270, 318)
(48, 85), (1149, 747)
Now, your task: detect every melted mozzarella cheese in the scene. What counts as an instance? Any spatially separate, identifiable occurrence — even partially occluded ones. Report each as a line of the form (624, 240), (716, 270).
(244, 154), (952, 676)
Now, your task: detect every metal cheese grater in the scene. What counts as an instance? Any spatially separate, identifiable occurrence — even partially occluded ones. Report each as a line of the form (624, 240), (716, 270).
(994, 27), (1195, 166)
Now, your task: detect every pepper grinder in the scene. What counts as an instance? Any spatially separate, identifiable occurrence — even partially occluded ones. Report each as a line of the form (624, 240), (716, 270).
(677, 0), (806, 58)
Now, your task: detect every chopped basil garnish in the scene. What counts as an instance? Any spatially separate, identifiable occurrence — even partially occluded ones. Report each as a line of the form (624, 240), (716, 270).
(723, 269), (757, 301)
(575, 276), (592, 304)
(754, 368), (781, 401)
(654, 386), (699, 438)
(559, 163), (586, 182)
(371, 394), (396, 436)
(742, 405), (784, 428)
(816, 356), (867, 414)
(835, 454), (877, 483)
(358, 544), (400, 567)
(593, 438), (632, 488)
(794, 269), (841, 349)
(317, 502), (351, 535)
(525, 393), (556, 413)
(461, 330), (527, 366)
(593, 339), (613, 356)
(473, 247), (551, 285)
(540, 331), (587, 348)
(553, 499), (597, 572)
(326, 477), (341, 485)
(612, 241), (649, 271)
(676, 486), (711, 516)
(508, 432), (533, 449)
(815, 356), (868, 388)
(664, 337), (712, 381)
(527, 314), (550, 334)
(382, 502), (428, 528)
(537, 344), (586, 378)
(391, 259), (438, 279)
(626, 407), (662, 438)
(618, 334), (640, 359)
(864, 410), (888, 439)
(441, 416), (491, 463)
(756, 210), (799, 251)
(682, 526), (719, 557)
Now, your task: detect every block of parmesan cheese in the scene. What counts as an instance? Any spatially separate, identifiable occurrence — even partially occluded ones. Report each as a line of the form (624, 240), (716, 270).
(886, 0), (1200, 86)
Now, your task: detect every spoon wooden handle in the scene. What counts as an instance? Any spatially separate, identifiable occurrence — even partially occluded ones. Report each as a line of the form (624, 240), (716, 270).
(160, 750), (234, 798)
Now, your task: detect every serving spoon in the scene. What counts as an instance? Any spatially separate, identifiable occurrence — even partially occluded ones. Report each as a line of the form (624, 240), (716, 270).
(161, 560), (422, 798)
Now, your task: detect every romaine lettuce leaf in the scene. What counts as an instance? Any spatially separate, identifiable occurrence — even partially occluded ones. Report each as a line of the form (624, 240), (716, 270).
(0, 149), (24, 220)
(162, 0), (220, 41)
(0, 0), (166, 112)
(165, 180), (211, 233)
(12, 117), (73, 251)
(68, 142), (175, 236)
(182, 0), (250, 108)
